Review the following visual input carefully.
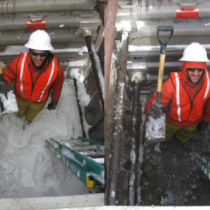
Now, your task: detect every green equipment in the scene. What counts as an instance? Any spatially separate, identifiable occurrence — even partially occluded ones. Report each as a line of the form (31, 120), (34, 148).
(196, 155), (210, 180)
(45, 136), (104, 190)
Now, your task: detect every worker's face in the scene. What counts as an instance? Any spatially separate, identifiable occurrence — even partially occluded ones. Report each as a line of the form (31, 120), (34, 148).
(30, 50), (48, 67)
(187, 68), (204, 85)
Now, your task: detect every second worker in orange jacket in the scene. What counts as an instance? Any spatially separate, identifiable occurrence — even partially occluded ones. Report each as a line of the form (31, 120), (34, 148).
(145, 43), (210, 153)
(2, 30), (64, 129)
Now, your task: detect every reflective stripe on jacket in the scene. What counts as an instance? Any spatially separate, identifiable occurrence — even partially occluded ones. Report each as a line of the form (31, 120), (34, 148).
(170, 71), (210, 122)
(15, 52), (58, 102)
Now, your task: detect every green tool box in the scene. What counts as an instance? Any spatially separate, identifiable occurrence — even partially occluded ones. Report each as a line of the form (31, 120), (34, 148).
(45, 136), (104, 189)
(196, 155), (210, 180)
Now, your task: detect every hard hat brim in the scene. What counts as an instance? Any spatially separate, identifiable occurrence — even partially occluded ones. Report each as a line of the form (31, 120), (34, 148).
(24, 43), (54, 51)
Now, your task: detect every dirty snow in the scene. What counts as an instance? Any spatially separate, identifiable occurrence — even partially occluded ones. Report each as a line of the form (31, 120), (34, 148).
(145, 115), (165, 141)
(0, 80), (89, 198)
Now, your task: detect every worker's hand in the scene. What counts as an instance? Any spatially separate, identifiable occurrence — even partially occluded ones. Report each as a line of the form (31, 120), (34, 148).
(148, 101), (163, 118)
(47, 100), (58, 110)
(197, 120), (209, 132)
(0, 80), (10, 96)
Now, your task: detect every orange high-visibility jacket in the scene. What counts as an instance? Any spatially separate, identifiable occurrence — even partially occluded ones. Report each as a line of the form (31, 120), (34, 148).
(145, 61), (210, 126)
(15, 52), (58, 102)
(169, 71), (210, 122)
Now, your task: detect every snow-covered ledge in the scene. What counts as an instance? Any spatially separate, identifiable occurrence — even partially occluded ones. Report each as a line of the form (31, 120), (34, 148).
(0, 194), (104, 210)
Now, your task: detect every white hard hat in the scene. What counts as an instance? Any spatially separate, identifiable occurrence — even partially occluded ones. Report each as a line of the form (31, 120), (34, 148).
(24, 30), (54, 51)
(179, 42), (209, 62)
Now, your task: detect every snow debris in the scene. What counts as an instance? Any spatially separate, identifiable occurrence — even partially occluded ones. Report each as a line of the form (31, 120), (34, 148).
(145, 115), (165, 141)
(154, 143), (161, 153)
(76, 81), (91, 137)
(160, 191), (173, 205)
(68, 58), (88, 67)
(70, 68), (85, 83)
(0, 91), (18, 115)
(119, 31), (129, 50)
(127, 62), (146, 70)
(91, 43), (104, 99)
(111, 190), (115, 198)
(131, 72), (145, 82)
(115, 20), (132, 32)
(53, 46), (88, 55)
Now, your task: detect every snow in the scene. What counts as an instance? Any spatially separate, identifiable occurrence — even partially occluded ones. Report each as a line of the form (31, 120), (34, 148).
(74, 79), (91, 137)
(91, 43), (104, 99)
(0, 80), (89, 198)
(131, 72), (145, 82)
(0, 91), (18, 115)
(70, 68), (85, 83)
(115, 20), (132, 32)
(145, 115), (165, 141)
(68, 58), (88, 67)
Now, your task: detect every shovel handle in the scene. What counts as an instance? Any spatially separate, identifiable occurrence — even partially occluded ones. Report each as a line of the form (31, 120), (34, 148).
(0, 60), (3, 74)
(157, 26), (174, 54)
(156, 54), (166, 103)
(0, 60), (4, 81)
(156, 26), (174, 103)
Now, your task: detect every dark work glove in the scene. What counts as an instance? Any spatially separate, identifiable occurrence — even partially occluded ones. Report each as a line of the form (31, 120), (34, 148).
(0, 80), (10, 97)
(148, 101), (163, 118)
(47, 100), (58, 110)
(197, 120), (209, 132)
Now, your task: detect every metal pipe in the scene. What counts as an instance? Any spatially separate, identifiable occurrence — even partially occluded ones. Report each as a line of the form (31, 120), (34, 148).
(84, 34), (104, 112)
(94, 2), (105, 26)
(128, 79), (141, 205)
(136, 96), (148, 205)
(0, 33), (84, 46)
(0, 18), (101, 31)
(104, 57), (117, 205)
(107, 30), (129, 205)
(0, 0), (95, 13)
(104, 0), (119, 114)
(73, 79), (86, 138)
(119, 2), (210, 20)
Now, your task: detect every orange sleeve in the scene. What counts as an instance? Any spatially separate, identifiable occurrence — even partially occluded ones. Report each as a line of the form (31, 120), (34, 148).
(145, 76), (174, 115)
(51, 62), (64, 101)
(3, 55), (20, 85)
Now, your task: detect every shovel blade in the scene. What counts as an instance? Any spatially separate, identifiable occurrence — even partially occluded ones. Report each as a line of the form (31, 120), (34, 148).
(145, 114), (166, 143)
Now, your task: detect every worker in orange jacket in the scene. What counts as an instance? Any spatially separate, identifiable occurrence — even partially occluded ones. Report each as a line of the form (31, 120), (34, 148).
(0, 30), (64, 128)
(145, 43), (210, 153)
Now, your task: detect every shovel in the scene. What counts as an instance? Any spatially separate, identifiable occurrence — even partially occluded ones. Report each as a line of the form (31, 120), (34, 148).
(145, 26), (174, 143)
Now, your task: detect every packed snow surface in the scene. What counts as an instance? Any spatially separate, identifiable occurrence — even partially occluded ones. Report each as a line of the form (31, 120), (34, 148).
(0, 80), (89, 198)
